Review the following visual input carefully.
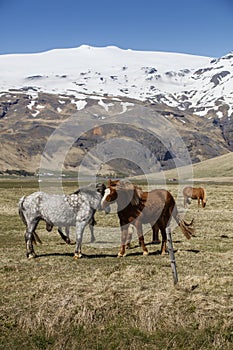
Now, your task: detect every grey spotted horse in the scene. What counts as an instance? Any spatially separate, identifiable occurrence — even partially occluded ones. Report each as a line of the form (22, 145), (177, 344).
(49, 189), (110, 245)
(45, 212), (96, 245)
(18, 183), (106, 259)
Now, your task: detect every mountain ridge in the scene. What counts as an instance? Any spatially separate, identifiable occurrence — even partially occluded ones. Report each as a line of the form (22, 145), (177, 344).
(0, 45), (232, 117)
(0, 46), (232, 176)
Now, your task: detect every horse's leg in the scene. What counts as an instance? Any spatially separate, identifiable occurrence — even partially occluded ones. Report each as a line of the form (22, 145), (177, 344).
(65, 227), (71, 244)
(89, 223), (96, 243)
(126, 225), (134, 249)
(135, 221), (148, 255)
(157, 218), (168, 255)
(151, 223), (160, 244)
(160, 227), (167, 255)
(88, 211), (96, 243)
(74, 221), (86, 259)
(25, 219), (40, 258)
(118, 224), (129, 257)
(184, 196), (187, 208)
(58, 227), (71, 244)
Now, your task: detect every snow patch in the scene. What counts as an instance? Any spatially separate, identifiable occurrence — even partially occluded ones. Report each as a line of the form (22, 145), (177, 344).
(37, 104), (45, 109)
(98, 99), (114, 111)
(27, 100), (36, 110)
(120, 102), (135, 113)
(71, 99), (87, 110)
(216, 111), (223, 119)
(31, 110), (40, 118)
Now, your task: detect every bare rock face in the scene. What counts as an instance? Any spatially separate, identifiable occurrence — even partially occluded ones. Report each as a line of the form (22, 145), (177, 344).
(0, 91), (231, 177)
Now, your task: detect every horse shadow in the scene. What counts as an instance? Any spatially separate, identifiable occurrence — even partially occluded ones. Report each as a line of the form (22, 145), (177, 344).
(35, 252), (117, 259)
(35, 250), (162, 259)
(35, 241), (200, 259)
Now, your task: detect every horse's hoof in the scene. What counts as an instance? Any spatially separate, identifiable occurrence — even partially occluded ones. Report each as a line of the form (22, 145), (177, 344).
(74, 253), (82, 260)
(143, 251), (149, 256)
(117, 252), (126, 257)
(126, 243), (131, 249)
(27, 252), (36, 259)
(66, 238), (71, 244)
(161, 251), (168, 256)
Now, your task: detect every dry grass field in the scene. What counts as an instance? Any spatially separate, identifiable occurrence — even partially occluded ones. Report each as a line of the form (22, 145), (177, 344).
(0, 178), (233, 349)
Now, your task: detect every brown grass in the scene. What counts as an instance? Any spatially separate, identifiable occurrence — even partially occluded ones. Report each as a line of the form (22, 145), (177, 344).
(0, 179), (233, 349)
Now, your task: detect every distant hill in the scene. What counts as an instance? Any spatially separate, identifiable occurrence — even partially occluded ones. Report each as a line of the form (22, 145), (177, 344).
(163, 152), (233, 182)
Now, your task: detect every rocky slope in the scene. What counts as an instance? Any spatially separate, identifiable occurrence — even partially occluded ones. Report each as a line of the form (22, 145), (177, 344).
(0, 46), (232, 176)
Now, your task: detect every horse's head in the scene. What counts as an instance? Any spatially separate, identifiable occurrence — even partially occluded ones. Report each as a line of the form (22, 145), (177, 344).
(202, 188), (207, 207)
(101, 180), (118, 209)
(101, 179), (142, 210)
(96, 183), (106, 197)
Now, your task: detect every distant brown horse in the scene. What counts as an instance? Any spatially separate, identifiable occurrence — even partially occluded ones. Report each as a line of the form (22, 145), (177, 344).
(101, 180), (195, 257)
(183, 186), (207, 208)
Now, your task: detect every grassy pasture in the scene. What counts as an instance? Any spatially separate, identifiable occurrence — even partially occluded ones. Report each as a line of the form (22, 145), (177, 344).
(0, 179), (233, 349)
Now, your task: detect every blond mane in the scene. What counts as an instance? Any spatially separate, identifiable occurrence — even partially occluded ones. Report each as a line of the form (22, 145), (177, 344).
(117, 181), (143, 206)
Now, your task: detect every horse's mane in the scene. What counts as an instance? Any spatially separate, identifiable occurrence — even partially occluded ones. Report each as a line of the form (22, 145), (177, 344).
(72, 183), (106, 197)
(116, 181), (143, 206)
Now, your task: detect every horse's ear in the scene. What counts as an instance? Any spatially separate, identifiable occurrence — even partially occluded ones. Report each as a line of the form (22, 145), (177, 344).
(111, 179), (120, 189)
(107, 179), (119, 187)
(108, 179), (117, 187)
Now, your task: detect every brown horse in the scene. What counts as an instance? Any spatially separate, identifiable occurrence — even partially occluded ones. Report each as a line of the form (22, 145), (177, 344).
(101, 180), (195, 257)
(183, 186), (207, 208)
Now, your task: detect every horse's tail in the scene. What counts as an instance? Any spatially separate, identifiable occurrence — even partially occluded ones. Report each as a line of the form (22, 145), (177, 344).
(171, 201), (195, 239)
(178, 219), (195, 239)
(202, 188), (207, 206)
(18, 196), (42, 244)
(18, 196), (27, 226)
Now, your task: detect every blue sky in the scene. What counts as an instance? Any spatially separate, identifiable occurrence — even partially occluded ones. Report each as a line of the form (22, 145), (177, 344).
(1, 0), (232, 57)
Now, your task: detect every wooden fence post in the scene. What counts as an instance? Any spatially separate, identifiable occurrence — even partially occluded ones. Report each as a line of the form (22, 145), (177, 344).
(166, 226), (178, 285)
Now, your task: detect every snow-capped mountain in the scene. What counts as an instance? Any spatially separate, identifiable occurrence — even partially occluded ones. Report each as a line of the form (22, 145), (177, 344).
(0, 45), (233, 175)
(0, 45), (232, 119)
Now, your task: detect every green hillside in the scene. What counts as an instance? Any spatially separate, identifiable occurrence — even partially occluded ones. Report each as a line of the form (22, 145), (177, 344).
(164, 152), (233, 182)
